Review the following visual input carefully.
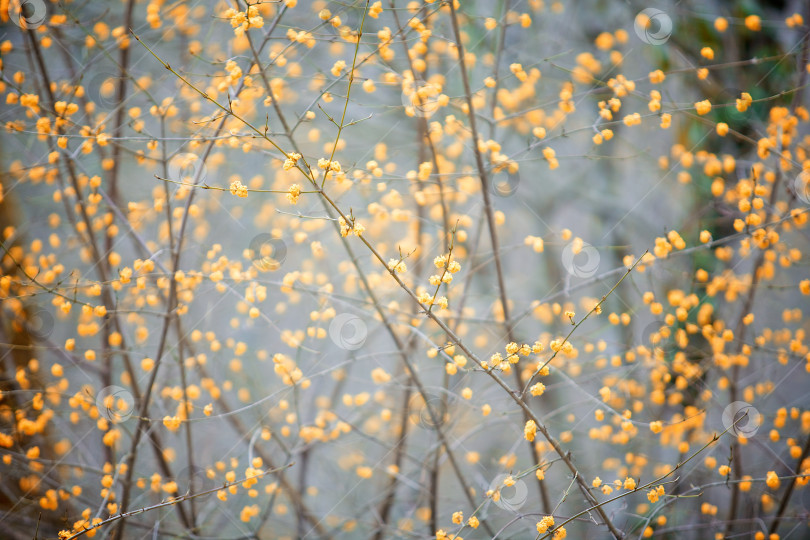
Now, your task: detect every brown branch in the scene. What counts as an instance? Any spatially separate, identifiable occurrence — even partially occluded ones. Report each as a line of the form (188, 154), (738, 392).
(446, 0), (555, 517)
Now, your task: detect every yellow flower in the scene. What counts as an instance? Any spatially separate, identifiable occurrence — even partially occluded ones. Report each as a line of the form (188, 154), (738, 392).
(623, 477), (636, 490)
(745, 15), (761, 31)
(530, 383), (546, 396)
(286, 184), (301, 204)
(524, 420), (537, 442)
(649, 69), (666, 84)
(283, 152), (301, 170)
(736, 92), (753, 112)
(229, 180), (248, 198)
(387, 259), (407, 273)
(331, 60), (346, 77)
(695, 99), (712, 115)
(536, 515), (555, 534)
(368, 1), (383, 18)
(163, 416), (182, 431)
(623, 112), (642, 126)
(338, 217), (364, 237)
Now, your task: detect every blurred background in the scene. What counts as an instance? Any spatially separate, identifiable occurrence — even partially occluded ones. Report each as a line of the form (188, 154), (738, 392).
(1, 0), (809, 538)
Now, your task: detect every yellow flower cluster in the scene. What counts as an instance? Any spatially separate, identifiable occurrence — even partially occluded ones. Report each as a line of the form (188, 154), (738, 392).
(530, 382), (546, 396)
(224, 59), (242, 87)
(338, 216), (365, 237)
(286, 184), (301, 204)
(524, 419), (537, 442)
(484, 340), (538, 372)
(387, 259), (407, 273)
(766, 470), (781, 490)
(542, 146), (559, 169)
(368, 1), (383, 18)
(162, 415), (182, 431)
(417, 291), (448, 310)
(272, 353), (306, 386)
(647, 484), (665, 503)
(330, 60), (346, 77)
(694, 99), (712, 115)
(229, 180), (248, 198)
(536, 515), (555, 533)
(510, 63), (528, 82)
(607, 74), (635, 97)
(318, 158), (342, 180)
(283, 152), (302, 170)
(222, 6), (264, 37)
(736, 92), (753, 112)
